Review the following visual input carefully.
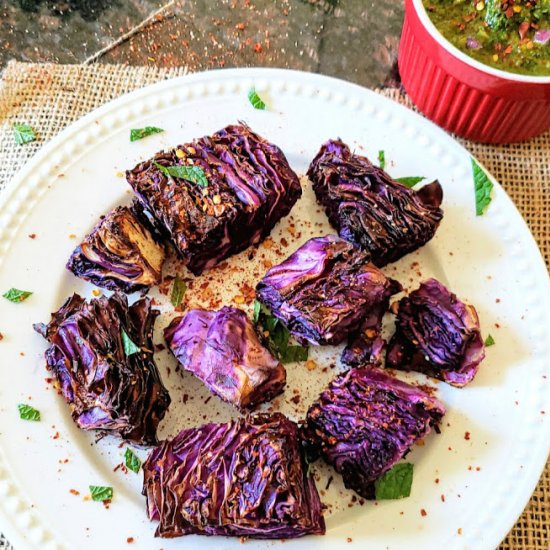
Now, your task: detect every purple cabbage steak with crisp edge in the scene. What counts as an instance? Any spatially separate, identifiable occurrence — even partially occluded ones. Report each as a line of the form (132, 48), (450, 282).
(142, 413), (326, 538)
(307, 139), (444, 267)
(66, 205), (165, 293)
(255, 235), (401, 346)
(126, 123), (302, 275)
(386, 278), (485, 387)
(33, 293), (170, 445)
(164, 306), (286, 410)
(302, 367), (446, 499)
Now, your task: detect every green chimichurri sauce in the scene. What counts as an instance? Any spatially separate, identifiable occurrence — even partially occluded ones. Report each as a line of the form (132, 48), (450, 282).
(423, 0), (550, 76)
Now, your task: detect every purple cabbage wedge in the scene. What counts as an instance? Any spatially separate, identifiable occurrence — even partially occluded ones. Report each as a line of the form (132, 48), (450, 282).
(307, 139), (444, 266)
(164, 306), (286, 409)
(66, 205), (165, 293)
(33, 293), (170, 445)
(126, 124), (302, 275)
(255, 235), (401, 346)
(302, 367), (446, 499)
(142, 413), (325, 538)
(386, 278), (485, 387)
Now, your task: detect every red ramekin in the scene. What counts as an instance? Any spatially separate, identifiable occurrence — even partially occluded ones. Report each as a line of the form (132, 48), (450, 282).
(399, 0), (550, 143)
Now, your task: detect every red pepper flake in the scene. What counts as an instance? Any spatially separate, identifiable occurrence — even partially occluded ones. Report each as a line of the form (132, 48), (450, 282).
(28, 233), (36, 239)
(253, 42), (263, 53)
(53, 431), (60, 439)
(235, 22), (245, 30)
(464, 431), (471, 440)
(440, 494), (445, 502)
(113, 463), (122, 473)
(126, 537), (134, 544)
(435, 478), (440, 484)
(518, 21), (530, 40)
(69, 489), (80, 496)
(347, 537), (352, 543)
(476, 467), (481, 471)
(420, 509), (427, 517)
(0, 332), (3, 341)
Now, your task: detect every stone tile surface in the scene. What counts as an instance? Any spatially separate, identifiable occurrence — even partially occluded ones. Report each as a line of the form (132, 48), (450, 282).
(1, 0), (404, 88)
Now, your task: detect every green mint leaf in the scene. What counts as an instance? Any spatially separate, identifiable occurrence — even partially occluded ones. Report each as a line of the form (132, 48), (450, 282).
(280, 344), (309, 363)
(170, 276), (187, 308)
(89, 485), (113, 502)
(375, 463), (414, 500)
(252, 299), (262, 324)
(395, 176), (426, 188)
(13, 123), (36, 145)
(378, 150), (386, 170)
(121, 329), (140, 356)
(154, 162), (208, 188)
(472, 158), (494, 216)
(484, 334), (495, 347)
(130, 126), (164, 142)
(17, 404), (40, 421)
(124, 447), (141, 474)
(3, 288), (32, 303)
(254, 304), (308, 363)
(248, 87), (267, 110)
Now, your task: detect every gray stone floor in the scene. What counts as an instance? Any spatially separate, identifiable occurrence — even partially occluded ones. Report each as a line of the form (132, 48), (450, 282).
(1, 0), (405, 88)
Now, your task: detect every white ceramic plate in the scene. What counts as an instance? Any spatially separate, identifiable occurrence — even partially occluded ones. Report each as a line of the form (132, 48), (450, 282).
(0, 69), (548, 550)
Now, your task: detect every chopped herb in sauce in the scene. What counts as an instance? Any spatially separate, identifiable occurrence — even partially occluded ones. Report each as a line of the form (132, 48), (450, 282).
(424, 0), (550, 76)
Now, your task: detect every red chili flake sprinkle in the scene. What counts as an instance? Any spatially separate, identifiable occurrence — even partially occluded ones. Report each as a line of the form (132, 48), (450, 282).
(440, 494), (445, 502)
(113, 463), (122, 472)
(435, 478), (440, 484)
(254, 42), (263, 53)
(347, 538), (352, 543)
(52, 432), (60, 439)
(495, 323), (500, 328)
(235, 22), (245, 30)
(127, 537), (134, 544)
(69, 489), (80, 496)
(28, 233), (36, 239)
(476, 467), (481, 471)
(0, 333), (3, 341)
(464, 431), (471, 440)
(420, 509), (427, 517)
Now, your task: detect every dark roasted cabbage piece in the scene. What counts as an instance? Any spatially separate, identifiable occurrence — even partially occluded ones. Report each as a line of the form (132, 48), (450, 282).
(386, 278), (485, 387)
(255, 235), (401, 346)
(164, 306), (286, 409)
(126, 124), (302, 275)
(142, 413), (326, 538)
(33, 293), (170, 445)
(66, 205), (165, 293)
(307, 139), (444, 266)
(302, 367), (445, 499)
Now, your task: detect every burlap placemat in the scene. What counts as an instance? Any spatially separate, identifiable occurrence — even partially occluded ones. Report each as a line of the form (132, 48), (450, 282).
(0, 60), (548, 549)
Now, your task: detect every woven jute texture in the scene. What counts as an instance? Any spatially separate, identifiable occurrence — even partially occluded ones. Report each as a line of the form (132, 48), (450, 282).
(0, 60), (548, 549)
